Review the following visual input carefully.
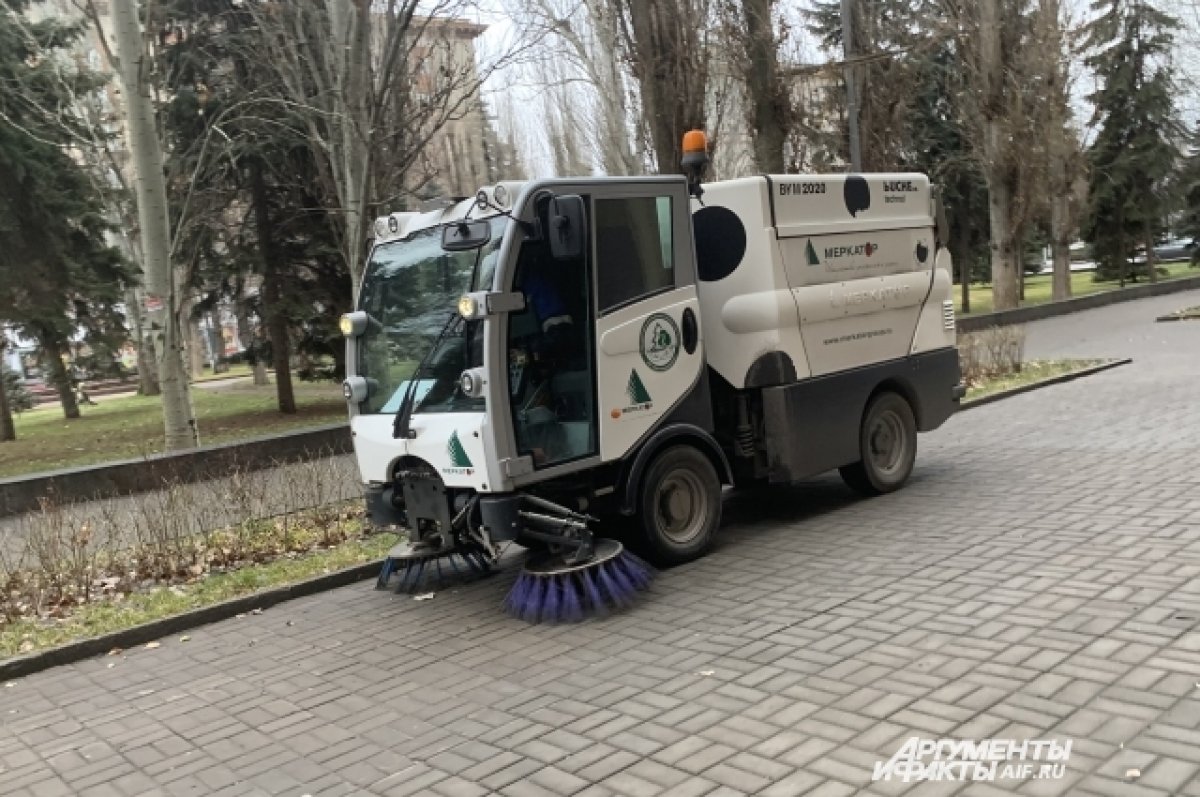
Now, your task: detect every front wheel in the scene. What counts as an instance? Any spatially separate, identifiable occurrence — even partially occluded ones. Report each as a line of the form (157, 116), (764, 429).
(839, 391), (917, 496)
(636, 445), (722, 567)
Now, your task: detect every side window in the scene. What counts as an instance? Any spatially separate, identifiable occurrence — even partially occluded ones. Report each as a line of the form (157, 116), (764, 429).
(596, 196), (674, 313)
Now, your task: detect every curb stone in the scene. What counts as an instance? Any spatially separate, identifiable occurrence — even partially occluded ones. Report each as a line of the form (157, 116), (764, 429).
(0, 558), (383, 682)
(0, 358), (1133, 681)
(957, 358), (1132, 412)
(957, 274), (1200, 332)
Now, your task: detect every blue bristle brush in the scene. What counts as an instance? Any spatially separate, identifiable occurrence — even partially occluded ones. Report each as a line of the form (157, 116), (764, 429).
(503, 539), (654, 624)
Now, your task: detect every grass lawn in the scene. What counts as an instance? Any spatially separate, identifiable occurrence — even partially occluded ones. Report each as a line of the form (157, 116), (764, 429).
(1, 532), (395, 658)
(1, 380), (346, 478)
(964, 359), (1106, 402)
(955, 262), (1197, 315)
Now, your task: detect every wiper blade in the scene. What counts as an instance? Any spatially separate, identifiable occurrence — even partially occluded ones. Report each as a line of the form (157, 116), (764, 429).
(393, 312), (460, 440)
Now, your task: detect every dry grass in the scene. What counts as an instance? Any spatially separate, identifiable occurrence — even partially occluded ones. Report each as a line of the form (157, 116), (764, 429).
(0, 455), (388, 657)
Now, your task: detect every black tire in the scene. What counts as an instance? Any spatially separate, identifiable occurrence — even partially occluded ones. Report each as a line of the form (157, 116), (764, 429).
(636, 445), (722, 567)
(839, 391), (917, 497)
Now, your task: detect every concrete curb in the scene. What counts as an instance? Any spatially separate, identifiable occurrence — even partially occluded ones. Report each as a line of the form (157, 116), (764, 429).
(0, 360), (1138, 682)
(0, 423), (352, 519)
(958, 274), (1200, 332)
(0, 558), (383, 682)
(957, 358), (1133, 413)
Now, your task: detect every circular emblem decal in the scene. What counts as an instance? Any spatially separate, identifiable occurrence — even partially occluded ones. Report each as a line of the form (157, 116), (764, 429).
(640, 313), (681, 372)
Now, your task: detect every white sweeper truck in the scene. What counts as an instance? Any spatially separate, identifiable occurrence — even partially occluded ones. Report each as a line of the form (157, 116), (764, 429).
(339, 130), (965, 623)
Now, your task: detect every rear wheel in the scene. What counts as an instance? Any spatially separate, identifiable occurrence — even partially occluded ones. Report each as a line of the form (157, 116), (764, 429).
(636, 445), (722, 567)
(839, 391), (917, 496)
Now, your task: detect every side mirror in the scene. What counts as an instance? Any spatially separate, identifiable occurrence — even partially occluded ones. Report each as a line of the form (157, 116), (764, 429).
(548, 195), (587, 261)
(442, 220), (492, 252)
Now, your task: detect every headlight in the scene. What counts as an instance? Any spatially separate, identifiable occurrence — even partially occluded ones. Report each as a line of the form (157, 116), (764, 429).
(458, 295), (481, 319)
(340, 311), (368, 337)
(342, 376), (370, 403)
(459, 368), (486, 398)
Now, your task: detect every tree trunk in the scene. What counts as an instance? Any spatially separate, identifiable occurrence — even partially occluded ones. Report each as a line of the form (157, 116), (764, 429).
(624, 0), (708, 176)
(41, 336), (80, 420)
(1145, 221), (1158, 283)
(125, 286), (160, 395)
(1051, 193), (1072, 300)
(987, 170), (1020, 311)
(742, 0), (787, 174)
(978, 0), (1020, 312)
(111, 0), (199, 449)
(249, 159), (296, 414)
(951, 204), (972, 314)
(0, 345), (15, 442)
(184, 301), (205, 378)
(236, 303), (270, 386)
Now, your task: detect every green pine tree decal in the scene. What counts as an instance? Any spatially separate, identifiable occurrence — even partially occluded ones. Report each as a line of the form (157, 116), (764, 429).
(446, 431), (473, 467)
(805, 239), (820, 266)
(627, 370), (652, 404)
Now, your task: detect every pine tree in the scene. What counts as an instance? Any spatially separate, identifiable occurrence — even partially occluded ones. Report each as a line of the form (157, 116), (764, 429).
(0, 0), (135, 421)
(1081, 0), (1184, 284)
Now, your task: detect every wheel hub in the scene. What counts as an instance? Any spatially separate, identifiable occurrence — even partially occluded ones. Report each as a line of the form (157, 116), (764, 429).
(655, 469), (707, 544)
(868, 411), (904, 474)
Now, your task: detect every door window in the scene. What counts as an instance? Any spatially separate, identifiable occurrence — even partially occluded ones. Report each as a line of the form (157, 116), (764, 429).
(506, 220), (596, 468)
(596, 196), (674, 313)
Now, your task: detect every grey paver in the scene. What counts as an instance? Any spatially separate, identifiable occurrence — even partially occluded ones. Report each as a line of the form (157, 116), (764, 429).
(3, 289), (1200, 797)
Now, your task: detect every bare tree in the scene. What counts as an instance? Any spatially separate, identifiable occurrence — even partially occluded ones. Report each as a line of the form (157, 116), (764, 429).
(613, 0), (714, 175)
(1034, 0), (1081, 300)
(248, 0), (524, 294)
(513, 0), (643, 175)
(945, 0), (1037, 312)
(110, 0), (199, 448)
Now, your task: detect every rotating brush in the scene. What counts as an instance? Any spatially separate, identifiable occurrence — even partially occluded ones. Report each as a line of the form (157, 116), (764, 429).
(377, 539), (494, 594)
(503, 538), (654, 623)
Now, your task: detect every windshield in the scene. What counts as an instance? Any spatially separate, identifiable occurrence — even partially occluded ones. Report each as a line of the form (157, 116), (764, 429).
(355, 216), (506, 415)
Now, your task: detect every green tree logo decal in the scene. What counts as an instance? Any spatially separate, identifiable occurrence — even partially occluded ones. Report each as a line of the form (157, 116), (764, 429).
(627, 369), (652, 405)
(446, 431), (473, 468)
(805, 239), (820, 266)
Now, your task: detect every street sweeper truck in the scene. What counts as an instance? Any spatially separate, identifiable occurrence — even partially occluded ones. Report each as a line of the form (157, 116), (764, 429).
(339, 131), (965, 622)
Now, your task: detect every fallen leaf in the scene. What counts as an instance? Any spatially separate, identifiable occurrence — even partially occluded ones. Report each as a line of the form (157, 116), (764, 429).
(250, 608), (263, 615)
(414, 593), (435, 601)
(235, 613), (246, 619)
(179, 636), (190, 643)
(4, 682), (14, 688)
(145, 641), (161, 650)
(17, 641), (33, 653)
(698, 670), (715, 676)
(106, 662), (115, 669)
(107, 648), (122, 656)
(1126, 769), (1141, 780)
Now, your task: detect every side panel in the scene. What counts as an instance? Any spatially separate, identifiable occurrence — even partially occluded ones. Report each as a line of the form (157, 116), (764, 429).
(759, 348), (961, 484)
(596, 290), (704, 461)
(691, 178), (810, 390)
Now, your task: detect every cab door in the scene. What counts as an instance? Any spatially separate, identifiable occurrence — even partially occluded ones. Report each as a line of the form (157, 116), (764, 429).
(591, 183), (704, 463)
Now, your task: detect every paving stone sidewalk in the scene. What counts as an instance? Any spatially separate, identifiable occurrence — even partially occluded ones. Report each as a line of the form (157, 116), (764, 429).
(2, 289), (1200, 797)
